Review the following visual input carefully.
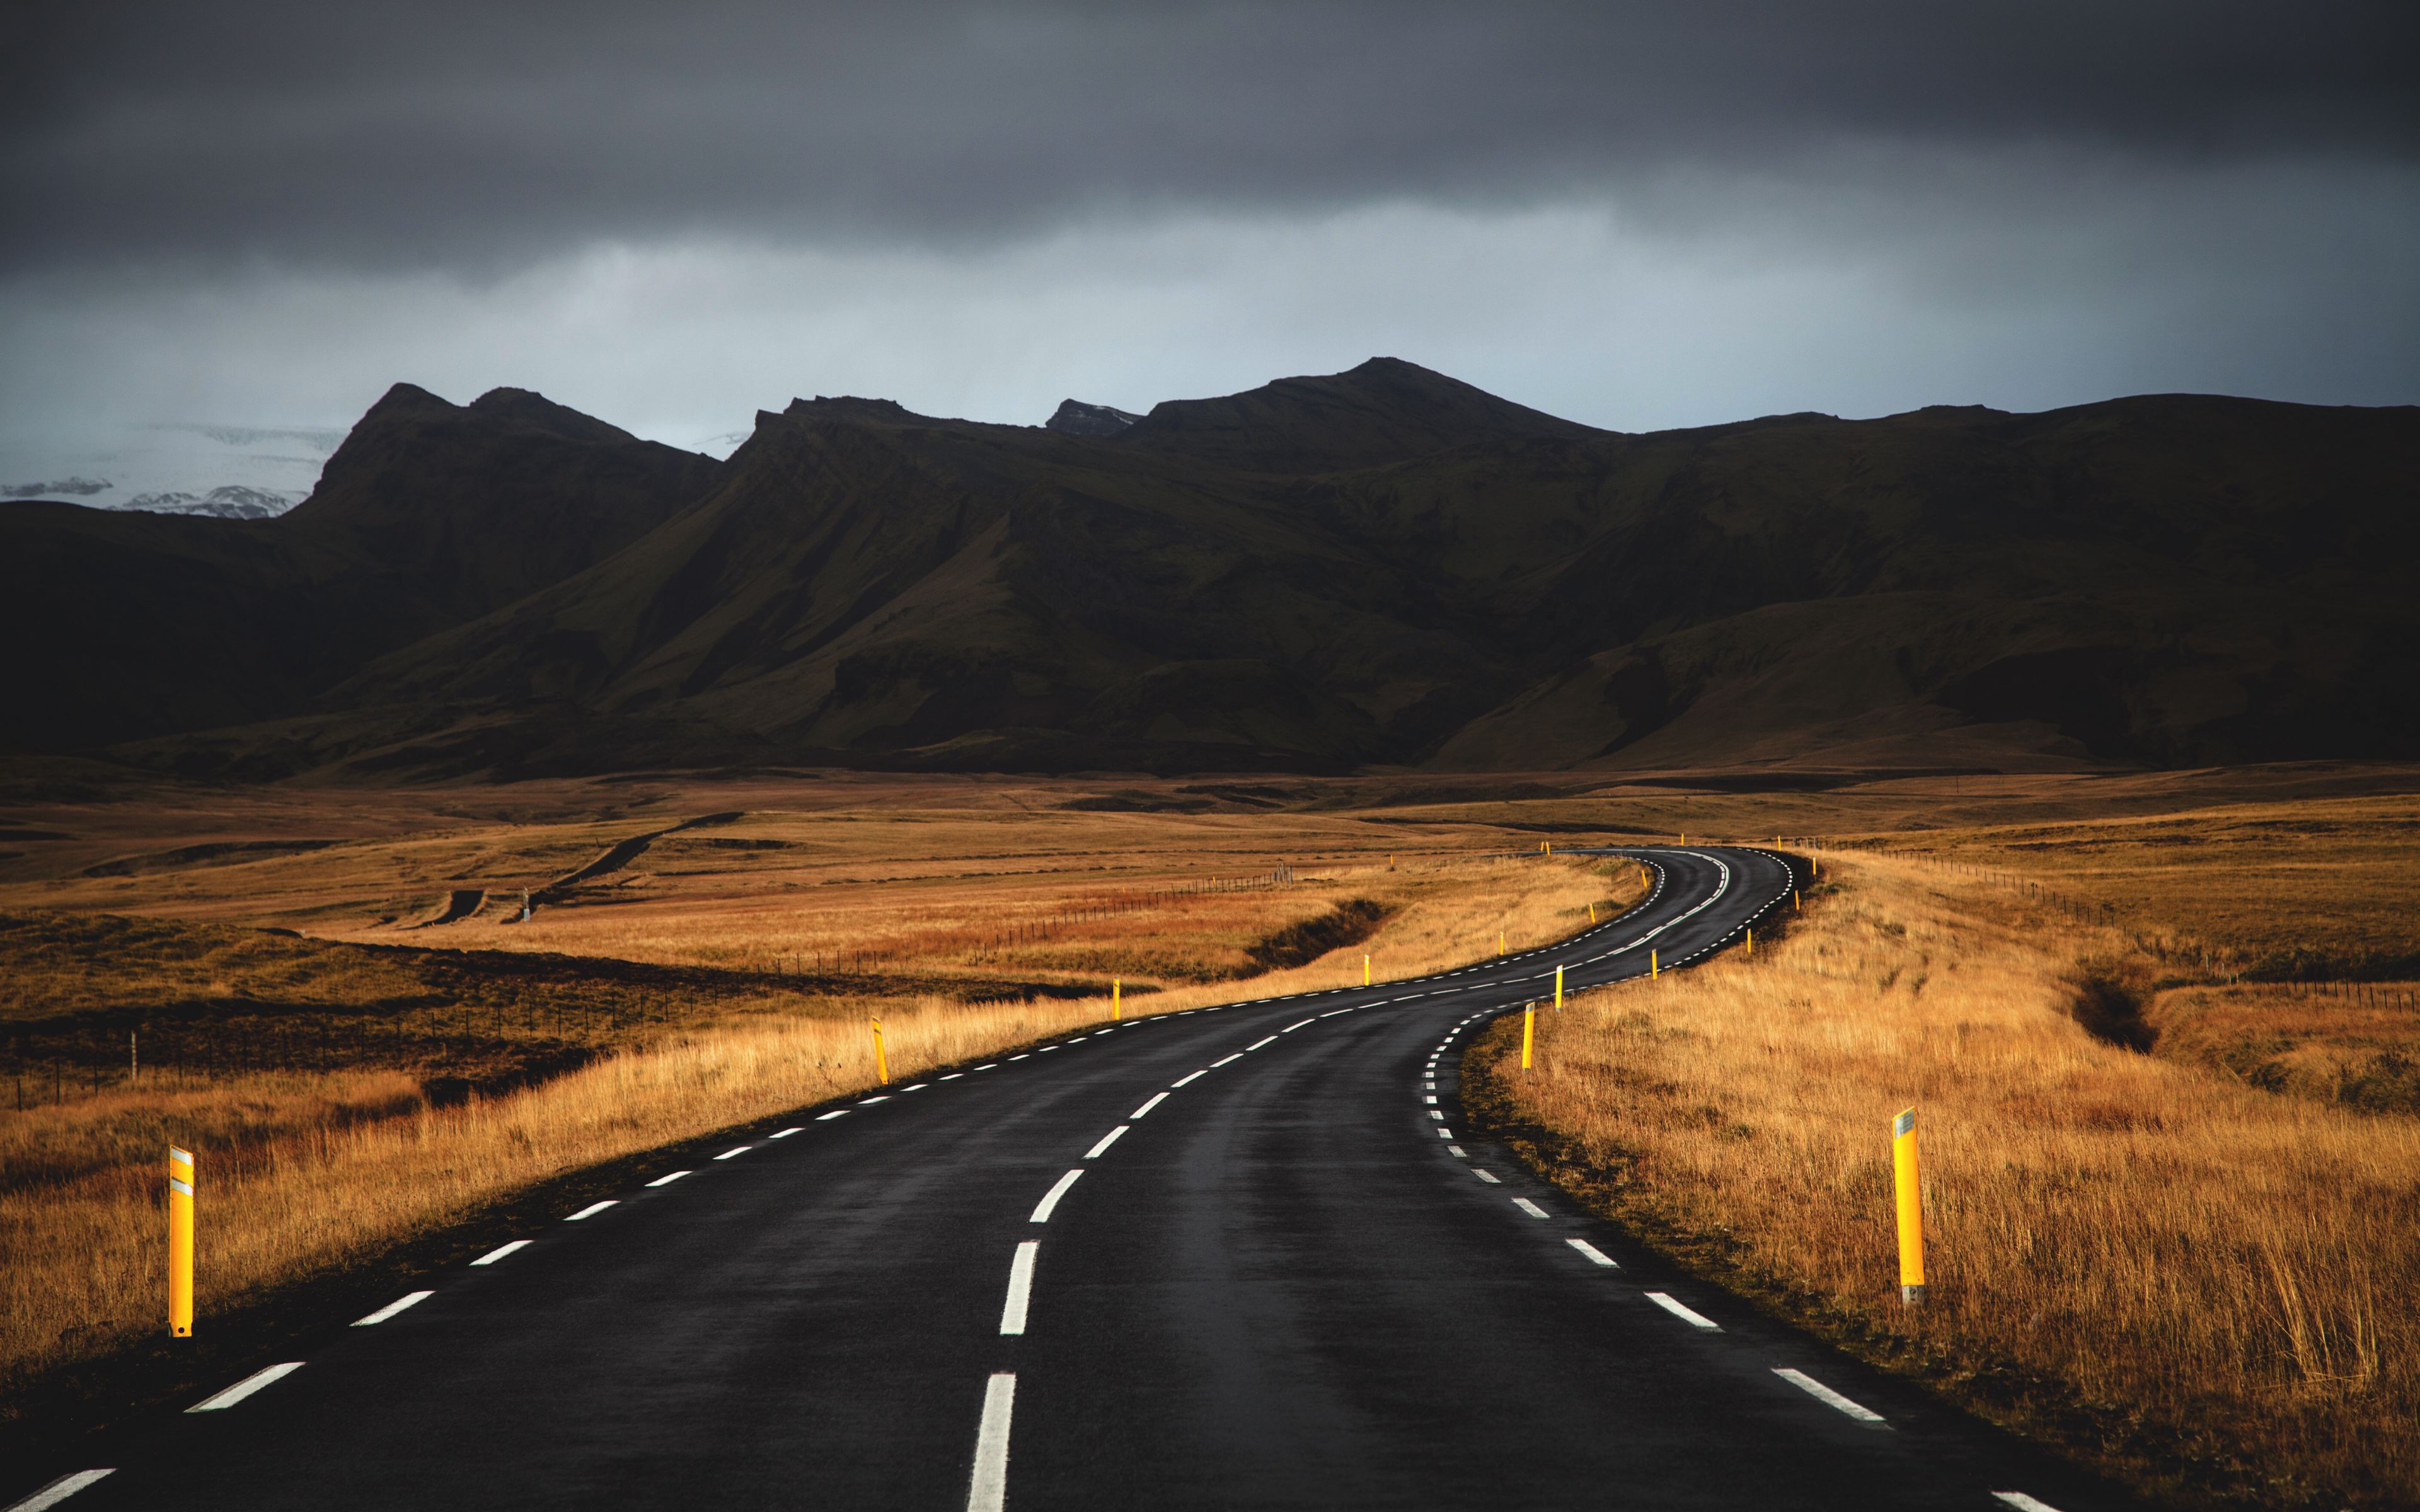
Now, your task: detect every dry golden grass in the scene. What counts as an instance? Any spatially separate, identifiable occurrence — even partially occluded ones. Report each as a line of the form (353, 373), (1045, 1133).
(1477, 852), (2420, 1508)
(0, 849), (1631, 1399)
(2148, 982), (2420, 1116)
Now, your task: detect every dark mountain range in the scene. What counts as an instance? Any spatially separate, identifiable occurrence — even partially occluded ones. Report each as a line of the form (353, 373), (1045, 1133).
(6, 358), (2416, 780)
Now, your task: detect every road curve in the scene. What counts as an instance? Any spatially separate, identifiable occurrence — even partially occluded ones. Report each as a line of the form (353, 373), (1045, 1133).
(16, 847), (2131, 1511)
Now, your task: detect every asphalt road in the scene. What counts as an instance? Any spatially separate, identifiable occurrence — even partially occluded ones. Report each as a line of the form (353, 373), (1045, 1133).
(15, 847), (2131, 1511)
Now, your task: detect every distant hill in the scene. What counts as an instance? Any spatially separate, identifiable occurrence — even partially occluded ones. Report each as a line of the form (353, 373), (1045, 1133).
(4, 359), (2416, 779)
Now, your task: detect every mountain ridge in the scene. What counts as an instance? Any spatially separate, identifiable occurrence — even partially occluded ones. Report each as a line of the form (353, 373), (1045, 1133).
(6, 363), (2416, 779)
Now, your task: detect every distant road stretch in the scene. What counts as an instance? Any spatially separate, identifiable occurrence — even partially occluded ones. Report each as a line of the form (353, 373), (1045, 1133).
(18, 847), (2131, 1511)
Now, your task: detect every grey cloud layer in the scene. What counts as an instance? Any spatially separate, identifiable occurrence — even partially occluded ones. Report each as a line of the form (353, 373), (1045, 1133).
(9, 0), (2416, 273)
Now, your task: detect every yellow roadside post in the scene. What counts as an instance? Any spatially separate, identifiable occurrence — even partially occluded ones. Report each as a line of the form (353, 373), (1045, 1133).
(1651, 949), (1658, 980)
(1554, 963), (1564, 1009)
(168, 1145), (194, 1337)
(1746, 927), (1754, 956)
(1587, 903), (1596, 924)
(1520, 1002), (1536, 1070)
(871, 1019), (890, 1084)
(1497, 931), (1506, 957)
(1893, 1108), (1926, 1305)
(1795, 888), (1801, 912)
(1363, 953), (1371, 986)
(1112, 978), (1121, 1021)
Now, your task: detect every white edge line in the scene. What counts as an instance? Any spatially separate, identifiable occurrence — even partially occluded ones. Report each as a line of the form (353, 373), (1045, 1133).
(714, 1145), (750, 1160)
(1512, 1197), (1549, 1218)
(187, 1361), (304, 1412)
(1028, 1168), (1085, 1223)
(968, 1372), (1017, 1512)
(1646, 1292), (1722, 1330)
(2, 1470), (115, 1512)
(470, 1239), (530, 1266)
(1130, 1092), (1170, 1119)
(768, 1127), (804, 1138)
(1991, 1495), (2065, 1512)
(1773, 1367), (1886, 1423)
(565, 1200), (617, 1222)
(817, 1110), (849, 1120)
(998, 1242), (1039, 1336)
(647, 1170), (691, 1187)
(1474, 1169), (1501, 1183)
(351, 1290), (434, 1327)
(1084, 1125), (1129, 1159)
(1565, 1238), (1618, 1268)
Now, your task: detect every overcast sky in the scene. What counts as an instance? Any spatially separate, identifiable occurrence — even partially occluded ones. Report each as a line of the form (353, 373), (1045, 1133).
(4, 0), (2414, 449)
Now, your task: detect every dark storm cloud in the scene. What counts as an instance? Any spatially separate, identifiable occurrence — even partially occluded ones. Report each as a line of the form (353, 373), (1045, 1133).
(6, 0), (2416, 275)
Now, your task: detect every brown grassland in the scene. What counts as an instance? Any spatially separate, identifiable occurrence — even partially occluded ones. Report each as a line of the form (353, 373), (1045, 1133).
(3, 759), (2418, 1505)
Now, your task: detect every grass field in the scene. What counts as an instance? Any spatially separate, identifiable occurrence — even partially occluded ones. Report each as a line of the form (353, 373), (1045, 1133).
(1463, 794), (2420, 1509)
(0, 783), (1632, 1406)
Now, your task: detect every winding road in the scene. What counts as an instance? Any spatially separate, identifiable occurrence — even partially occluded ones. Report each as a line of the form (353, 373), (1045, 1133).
(14, 847), (2129, 1511)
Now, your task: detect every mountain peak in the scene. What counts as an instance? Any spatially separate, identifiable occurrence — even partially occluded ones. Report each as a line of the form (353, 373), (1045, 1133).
(1121, 357), (1601, 473)
(1046, 399), (1143, 437)
(466, 387), (637, 445)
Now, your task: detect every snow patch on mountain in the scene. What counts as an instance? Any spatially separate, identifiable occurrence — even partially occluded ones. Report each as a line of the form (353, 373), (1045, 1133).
(0, 421), (341, 517)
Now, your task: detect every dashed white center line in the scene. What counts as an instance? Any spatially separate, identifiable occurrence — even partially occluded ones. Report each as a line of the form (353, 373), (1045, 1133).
(1085, 1126), (1130, 1159)
(998, 1242), (1039, 1336)
(187, 1361), (304, 1412)
(647, 1170), (691, 1187)
(1008, 1054), (1030, 1062)
(1565, 1238), (1619, 1268)
(817, 1110), (850, 1121)
(715, 1145), (751, 1160)
(859, 1095), (890, 1104)
(1429, 1110), (1445, 1121)
(1038, 1046), (1058, 1053)
(975, 1063), (998, 1071)
(940, 1074), (965, 1082)
(1773, 1368), (1886, 1423)
(1424, 1096), (1438, 1105)
(4, 1469), (114, 1510)
(1473, 1169), (1502, 1184)
(1646, 1292), (1722, 1330)
(1991, 1494), (2066, 1512)
(1029, 1169), (1085, 1223)
(1446, 1145), (1468, 1157)
(768, 1127), (804, 1138)
(1131, 1092), (1170, 1119)
(470, 1239), (531, 1266)
(1319, 1007), (1354, 1017)
(967, 1372), (1017, 1512)
(904, 1083), (930, 1092)
(1282, 1018), (1315, 1033)
(1211, 1053), (1243, 1068)
(1511, 1198), (1550, 1218)
(1246, 1036), (1277, 1051)
(1436, 1128), (1454, 1138)
(1170, 1069), (1208, 1087)
(352, 1290), (434, 1327)
(565, 1201), (618, 1222)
